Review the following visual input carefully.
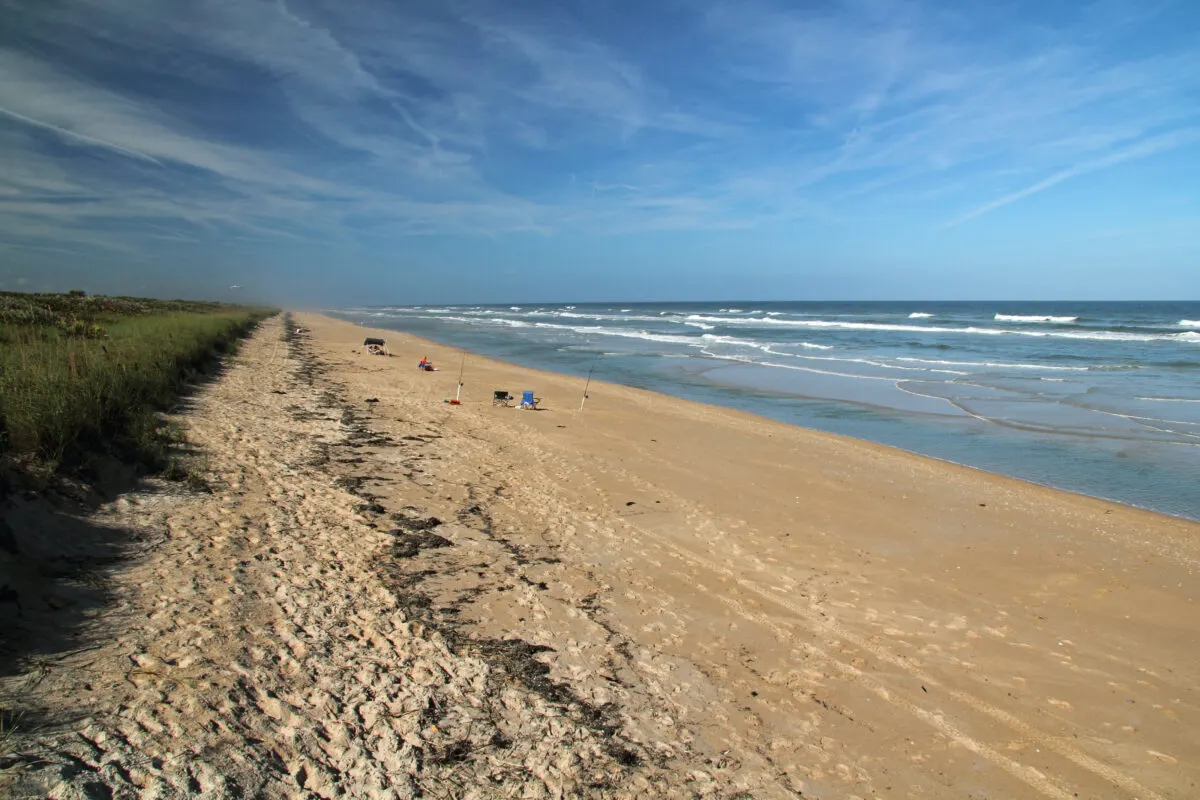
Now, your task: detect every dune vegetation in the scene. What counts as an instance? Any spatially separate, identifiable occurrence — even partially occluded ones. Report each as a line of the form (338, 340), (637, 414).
(0, 290), (274, 478)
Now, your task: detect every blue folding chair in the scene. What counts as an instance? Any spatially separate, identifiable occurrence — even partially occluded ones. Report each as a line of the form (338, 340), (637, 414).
(520, 390), (538, 409)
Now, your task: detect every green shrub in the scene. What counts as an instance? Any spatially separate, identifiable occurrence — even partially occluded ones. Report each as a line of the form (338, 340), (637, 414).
(0, 292), (275, 474)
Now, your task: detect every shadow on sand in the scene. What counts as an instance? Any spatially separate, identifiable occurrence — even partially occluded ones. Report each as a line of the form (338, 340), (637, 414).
(0, 334), (259, 737)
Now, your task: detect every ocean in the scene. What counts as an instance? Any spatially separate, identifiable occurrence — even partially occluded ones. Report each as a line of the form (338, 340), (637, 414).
(332, 302), (1200, 521)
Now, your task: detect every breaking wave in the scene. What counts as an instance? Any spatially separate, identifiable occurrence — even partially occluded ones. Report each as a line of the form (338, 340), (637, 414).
(994, 314), (1079, 323)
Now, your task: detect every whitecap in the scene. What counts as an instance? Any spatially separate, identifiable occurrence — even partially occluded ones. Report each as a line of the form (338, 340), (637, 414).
(700, 334), (768, 349)
(449, 316), (531, 328)
(1180, 320), (1200, 328)
(533, 324), (698, 345)
(908, 312), (934, 318)
(994, 314), (1079, 323)
(670, 316), (1192, 343)
(895, 357), (1090, 371)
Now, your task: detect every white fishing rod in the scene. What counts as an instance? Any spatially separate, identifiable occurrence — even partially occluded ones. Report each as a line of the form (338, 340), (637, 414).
(453, 352), (466, 403)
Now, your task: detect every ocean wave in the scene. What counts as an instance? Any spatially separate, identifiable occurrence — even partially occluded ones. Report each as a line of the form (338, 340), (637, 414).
(366, 308), (1200, 348)
(895, 357), (1090, 371)
(556, 311), (661, 323)
(532, 324), (701, 346)
(908, 312), (934, 318)
(994, 314), (1079, 323)
(788, 354), (969, 375)
(680, 315), (1198, 342)
(439, 315), (532, 328)
(774, 342), (835, 351)
(700, 334), (769, 350)
(1181, 320), (1200, 327)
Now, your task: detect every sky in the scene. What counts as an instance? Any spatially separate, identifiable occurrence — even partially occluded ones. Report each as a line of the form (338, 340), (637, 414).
(1, 0), (1198, 305)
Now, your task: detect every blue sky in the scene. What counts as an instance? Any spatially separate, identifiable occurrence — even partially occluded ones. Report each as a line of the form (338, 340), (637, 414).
(1, 0), (1198, 304)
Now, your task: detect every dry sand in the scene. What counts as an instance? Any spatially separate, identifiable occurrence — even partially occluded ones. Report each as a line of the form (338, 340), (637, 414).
(3, 312), (1198, 799)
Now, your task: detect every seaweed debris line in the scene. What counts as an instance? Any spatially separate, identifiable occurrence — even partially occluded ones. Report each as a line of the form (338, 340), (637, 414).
(0, 314), (730, 799)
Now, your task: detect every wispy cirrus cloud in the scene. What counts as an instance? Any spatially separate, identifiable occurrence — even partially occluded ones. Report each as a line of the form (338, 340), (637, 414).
(700, 0), (1200, 219)
(0, 0), (1197, 297)
(945, 127), (1200, 228)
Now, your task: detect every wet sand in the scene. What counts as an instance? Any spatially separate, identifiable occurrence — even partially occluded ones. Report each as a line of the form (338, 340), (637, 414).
(4, 312), (1197, 799)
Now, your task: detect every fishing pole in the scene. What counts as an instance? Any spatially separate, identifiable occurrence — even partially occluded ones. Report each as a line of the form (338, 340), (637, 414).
(454, 352), (466, 403)
(579, 352), (600, 411)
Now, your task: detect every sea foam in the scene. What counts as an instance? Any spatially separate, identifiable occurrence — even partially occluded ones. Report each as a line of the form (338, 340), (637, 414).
(994, 314), (1079, 323)
(896, 357), (1090, 371)
(671, 315), (1196, 343)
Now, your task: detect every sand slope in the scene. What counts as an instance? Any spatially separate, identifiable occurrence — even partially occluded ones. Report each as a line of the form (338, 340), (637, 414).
(4, 312), (1198, 799)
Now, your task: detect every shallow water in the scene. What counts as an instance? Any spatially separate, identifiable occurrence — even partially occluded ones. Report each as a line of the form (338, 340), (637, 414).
(332, 302), (1200, 520)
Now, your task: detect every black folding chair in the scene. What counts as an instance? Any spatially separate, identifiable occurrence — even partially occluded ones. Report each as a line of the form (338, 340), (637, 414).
(493, 390), (513, 407)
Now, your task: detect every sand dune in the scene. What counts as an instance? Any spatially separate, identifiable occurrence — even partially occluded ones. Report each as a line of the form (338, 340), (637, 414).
(4, 313), (1198, 799)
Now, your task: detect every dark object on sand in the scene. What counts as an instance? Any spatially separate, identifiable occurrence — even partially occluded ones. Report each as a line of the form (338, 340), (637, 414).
(363, 338), (389, 356)
(493, 390), (514, 407)
(389, 522), (452, 558)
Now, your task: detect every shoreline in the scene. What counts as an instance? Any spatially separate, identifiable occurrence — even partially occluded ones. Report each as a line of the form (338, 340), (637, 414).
(326, 310), (1198, 525)
(303, 311), (1200, 797)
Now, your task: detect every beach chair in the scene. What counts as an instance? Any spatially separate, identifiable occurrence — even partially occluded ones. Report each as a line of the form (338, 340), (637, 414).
(493, 390), (513, 407)
(519, 390), (539, 410)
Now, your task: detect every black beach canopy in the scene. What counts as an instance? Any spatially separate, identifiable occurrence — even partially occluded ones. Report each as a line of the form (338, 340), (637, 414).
(363, 337), (386, 346)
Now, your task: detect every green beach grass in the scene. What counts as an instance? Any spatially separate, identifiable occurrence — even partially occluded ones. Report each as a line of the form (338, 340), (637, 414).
(0, 291), (274, 479)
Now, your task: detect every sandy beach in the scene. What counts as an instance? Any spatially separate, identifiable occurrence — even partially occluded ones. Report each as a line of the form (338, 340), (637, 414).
(4, 312), (1198, 799)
